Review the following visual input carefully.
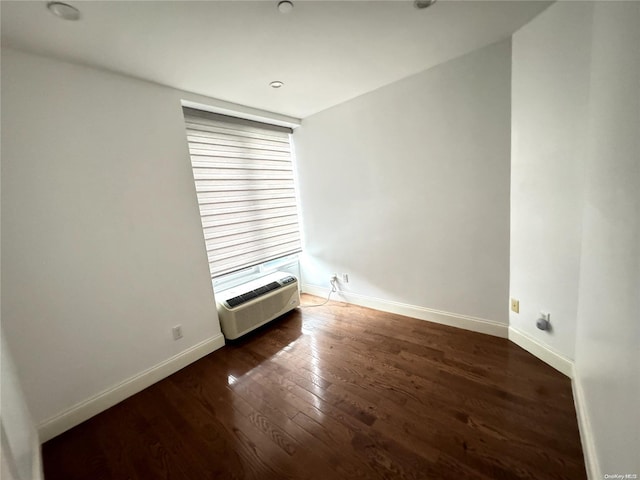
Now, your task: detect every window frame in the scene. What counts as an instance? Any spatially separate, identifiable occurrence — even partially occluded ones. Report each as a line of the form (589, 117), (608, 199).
(182, 106), (303, 286)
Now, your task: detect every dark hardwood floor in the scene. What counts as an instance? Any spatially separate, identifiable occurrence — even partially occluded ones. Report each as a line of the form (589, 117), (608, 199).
(42, 295), (586, 480)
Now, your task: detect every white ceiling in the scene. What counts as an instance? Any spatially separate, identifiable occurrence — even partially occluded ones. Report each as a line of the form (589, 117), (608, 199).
(1, 0), (550, 119)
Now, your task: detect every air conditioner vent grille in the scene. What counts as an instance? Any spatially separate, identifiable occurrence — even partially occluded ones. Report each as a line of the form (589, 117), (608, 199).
(226, 281), (283, 308)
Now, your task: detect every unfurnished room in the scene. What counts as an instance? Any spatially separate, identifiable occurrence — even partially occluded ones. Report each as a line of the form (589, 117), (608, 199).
(0, 1), (638, 479)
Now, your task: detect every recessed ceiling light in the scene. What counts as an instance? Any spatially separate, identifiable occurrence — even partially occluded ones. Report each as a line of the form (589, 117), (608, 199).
(270, 81), (284, 89)
(414, 0), (437, 9)
(47, 2), (81, 21)
(277, 1), (293, 14)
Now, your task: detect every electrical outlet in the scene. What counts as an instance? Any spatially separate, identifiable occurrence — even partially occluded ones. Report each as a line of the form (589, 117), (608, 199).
(510, 298), (520, 313)
(172, 325), (183, 340)
(341, 273), (349, 283)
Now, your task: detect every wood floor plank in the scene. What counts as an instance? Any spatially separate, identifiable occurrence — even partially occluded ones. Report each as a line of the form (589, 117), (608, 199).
(42, 295), (586, 480)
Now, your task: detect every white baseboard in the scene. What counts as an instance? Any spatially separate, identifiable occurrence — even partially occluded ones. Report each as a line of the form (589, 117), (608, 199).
(301, 284), (508, 338)
(572, 373), (601, 480)
(508, 326), (573, 378)
(37, 333), (225, 442)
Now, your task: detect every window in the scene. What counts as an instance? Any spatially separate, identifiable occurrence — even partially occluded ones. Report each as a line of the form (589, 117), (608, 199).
(182, 107), (302, 280)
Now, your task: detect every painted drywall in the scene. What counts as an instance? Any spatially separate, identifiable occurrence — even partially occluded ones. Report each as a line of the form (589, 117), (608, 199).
(1, 333), (43, 480)
(294, 39), (511, 324)
(510, 1), (593, 360)
(573, 2), (640, 477)
(511, 1), (640, 476)
(0, 48), (295, 432)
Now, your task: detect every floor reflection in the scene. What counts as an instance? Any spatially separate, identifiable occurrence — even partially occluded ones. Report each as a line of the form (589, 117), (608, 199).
(222, 309), (303, 383)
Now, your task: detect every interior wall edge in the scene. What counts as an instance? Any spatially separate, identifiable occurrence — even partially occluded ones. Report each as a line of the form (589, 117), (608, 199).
(301, 284), (508, 339)
(571, 372), (601, 480)
(36, 333), (225, 443)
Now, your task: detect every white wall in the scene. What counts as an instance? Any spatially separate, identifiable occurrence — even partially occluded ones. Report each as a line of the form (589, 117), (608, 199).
(511, 1), (640, 477)
(293, 39), (511, 325)
(510, 1), (593, 360)
(574, 2), (640, 477)
(0, 48), (297, 439)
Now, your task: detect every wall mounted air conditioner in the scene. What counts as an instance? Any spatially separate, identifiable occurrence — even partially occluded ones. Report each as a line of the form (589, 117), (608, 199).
(215, 271), (300, 340)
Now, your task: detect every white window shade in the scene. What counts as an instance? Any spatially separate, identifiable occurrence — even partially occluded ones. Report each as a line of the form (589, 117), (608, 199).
(183, 107), (301, 279)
